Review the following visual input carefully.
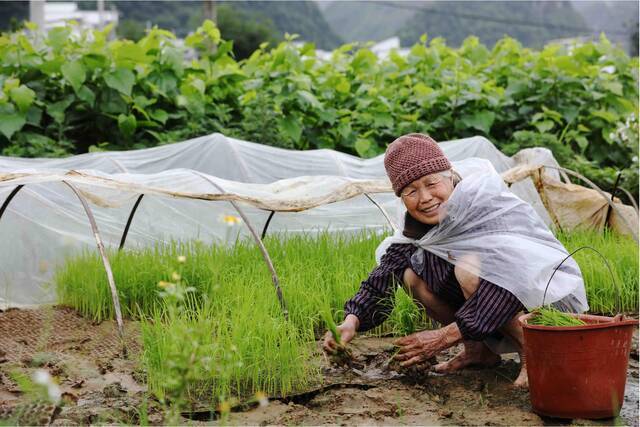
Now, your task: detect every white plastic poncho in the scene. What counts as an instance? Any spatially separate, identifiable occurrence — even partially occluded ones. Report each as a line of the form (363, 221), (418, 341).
(375, 159), (589, 313)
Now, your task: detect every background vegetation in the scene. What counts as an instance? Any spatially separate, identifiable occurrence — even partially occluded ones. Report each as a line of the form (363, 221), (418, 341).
(0, 21), (637, 197)
(0, 1), (342, 52)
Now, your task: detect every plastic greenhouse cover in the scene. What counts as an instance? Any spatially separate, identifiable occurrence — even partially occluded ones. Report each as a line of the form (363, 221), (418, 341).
(0, 133), (551, 307)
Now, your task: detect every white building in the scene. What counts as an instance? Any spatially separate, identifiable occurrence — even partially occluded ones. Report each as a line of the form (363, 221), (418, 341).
(30, 1), (118, 32)
(304, 37), (411, 61)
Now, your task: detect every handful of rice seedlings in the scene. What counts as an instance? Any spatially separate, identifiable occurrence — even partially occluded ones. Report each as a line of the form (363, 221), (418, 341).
(529, 307), (586, 327)
(321, 309), (352, 366)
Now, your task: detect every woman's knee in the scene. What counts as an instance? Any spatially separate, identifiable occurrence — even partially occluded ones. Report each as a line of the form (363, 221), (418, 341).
(402, 268), (421, 293)
(454, 265), (480, 299)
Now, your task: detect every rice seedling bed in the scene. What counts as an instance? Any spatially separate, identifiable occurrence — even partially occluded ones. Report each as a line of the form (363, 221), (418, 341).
(54, 230), (638, 406)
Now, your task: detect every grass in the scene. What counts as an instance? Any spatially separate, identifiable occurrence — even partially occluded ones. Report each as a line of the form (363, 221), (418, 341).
(556, 229), (638, 314)
(54, 229), (638, 405)
(141, 289), (312, 406)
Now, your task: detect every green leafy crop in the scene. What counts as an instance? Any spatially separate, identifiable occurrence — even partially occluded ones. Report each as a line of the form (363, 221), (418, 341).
(1, 22), (637, 197)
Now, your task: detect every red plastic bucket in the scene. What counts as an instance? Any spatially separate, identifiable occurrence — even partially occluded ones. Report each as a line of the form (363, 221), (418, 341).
(520, 312), (637, 419)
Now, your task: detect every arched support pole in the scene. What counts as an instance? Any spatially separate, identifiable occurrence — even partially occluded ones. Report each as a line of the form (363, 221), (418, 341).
(119, 194), (144, 250)
(0, 185), (25, 221)
(192, 172), (289, 320)
(615, 187), (639, 213)
(261, 210), (276, 240)
(604, 171), (623, 227)
(541, 166), (638, 243)
(364, 193), (397, 232)
(62, 181), (126, 351)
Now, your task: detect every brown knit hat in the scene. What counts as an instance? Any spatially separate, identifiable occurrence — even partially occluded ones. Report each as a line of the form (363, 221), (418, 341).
(384, 133), (452, 196)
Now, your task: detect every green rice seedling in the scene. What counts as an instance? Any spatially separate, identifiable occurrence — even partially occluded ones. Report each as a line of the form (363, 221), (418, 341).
(528, 307), (586, 327)
(56, 231), (383, 331)
(557, 229), (638, 314)
(56, 228), (638, 328)
(142, 273), (316, 409)
(381, 347), (402, 371)
(386, 285), (432, 336)
(321, 307), (341, 346)
(320, 305), (352, 366)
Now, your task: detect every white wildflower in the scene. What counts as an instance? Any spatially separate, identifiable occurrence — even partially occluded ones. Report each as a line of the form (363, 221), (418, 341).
(33, 369), (51, 385)
(32, 369), (61, 404)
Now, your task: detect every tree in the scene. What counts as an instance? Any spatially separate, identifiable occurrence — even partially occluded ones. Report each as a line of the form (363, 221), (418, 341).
(0, 1), (28, 32)
(117, 19), (146, 41)
(189, 5), (281, 59)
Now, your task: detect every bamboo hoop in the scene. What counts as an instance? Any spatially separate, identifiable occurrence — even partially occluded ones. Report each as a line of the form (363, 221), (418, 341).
(63, 182), (126, 350)
(191, 171), (289, 320)
(364, 193), (397, 232)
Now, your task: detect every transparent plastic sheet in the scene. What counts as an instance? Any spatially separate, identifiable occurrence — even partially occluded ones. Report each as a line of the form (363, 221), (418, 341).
(0, 134), (552, 306)
(375, 159), (588, 313)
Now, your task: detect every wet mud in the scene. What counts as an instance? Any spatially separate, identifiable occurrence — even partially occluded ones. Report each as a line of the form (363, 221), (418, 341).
(0, 307), (638, 426)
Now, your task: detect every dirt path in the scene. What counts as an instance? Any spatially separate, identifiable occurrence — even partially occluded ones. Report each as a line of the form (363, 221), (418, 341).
(0, 307), (638, 426)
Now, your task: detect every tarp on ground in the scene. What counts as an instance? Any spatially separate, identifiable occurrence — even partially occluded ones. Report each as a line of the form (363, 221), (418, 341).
(0, 133), (553, 306)
(502, 163), (639, 239)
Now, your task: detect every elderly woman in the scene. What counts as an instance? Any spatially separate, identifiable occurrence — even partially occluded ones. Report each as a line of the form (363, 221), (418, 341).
(323, 133), (587, 388)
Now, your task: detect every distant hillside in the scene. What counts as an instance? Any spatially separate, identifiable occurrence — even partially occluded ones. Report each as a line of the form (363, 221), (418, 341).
(322, 1), (598, 48)
(398, 1), (588, 48)
(571, 0), (638, 54)
(231, 1), (342, 49)
(322, 1), (415, 43)
(108, 0), (342, 49)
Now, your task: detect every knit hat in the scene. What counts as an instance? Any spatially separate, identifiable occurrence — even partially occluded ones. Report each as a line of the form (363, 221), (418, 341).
(384, 133), (452, 196)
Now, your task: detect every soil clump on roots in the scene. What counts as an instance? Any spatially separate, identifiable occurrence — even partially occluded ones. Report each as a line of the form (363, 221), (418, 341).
(0, 307), (637, 426)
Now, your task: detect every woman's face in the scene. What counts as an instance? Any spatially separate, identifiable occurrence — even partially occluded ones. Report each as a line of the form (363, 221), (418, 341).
(400, 172), (454, 225)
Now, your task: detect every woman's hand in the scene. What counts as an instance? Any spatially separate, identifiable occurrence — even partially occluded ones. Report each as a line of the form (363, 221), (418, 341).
(393, 323), (462, 367)
(322, 314), (359, 354)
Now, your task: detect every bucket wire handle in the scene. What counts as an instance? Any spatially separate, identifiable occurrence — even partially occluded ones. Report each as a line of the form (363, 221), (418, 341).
(542, 245), (620, 313)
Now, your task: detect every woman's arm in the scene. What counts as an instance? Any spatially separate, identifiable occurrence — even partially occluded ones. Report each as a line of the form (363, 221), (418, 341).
(343, 243), (415, 332)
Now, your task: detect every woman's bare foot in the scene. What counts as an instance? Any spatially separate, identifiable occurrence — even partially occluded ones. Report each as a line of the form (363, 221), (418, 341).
(434, 340), (501, 373)
(513, 363), (528, 388)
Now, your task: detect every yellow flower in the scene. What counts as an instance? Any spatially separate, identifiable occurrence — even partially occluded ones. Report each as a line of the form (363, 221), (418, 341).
(38, 260), (49, 274)
(218, 400), (231, 413)
(157, 281), (173, 289)
(177, 255), (187, 263)
(171, 272), (181, 281)
(220, 214), (242, 226)
(255, 391), (269, 408)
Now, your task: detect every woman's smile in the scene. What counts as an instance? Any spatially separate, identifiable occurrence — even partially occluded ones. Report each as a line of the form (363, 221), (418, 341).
(419, 203), (441, 215)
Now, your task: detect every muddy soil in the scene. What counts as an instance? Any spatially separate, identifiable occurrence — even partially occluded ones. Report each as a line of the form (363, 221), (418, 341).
(0, 307), (638, 426)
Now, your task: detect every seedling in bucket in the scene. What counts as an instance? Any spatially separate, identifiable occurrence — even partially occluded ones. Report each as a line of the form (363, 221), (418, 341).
(521, 246), (638, 419)
(528, 307), (586, 327)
